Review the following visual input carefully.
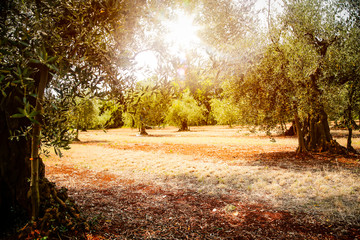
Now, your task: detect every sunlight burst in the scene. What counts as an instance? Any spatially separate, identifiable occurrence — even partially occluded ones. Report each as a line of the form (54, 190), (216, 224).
(134, 10), (201, 80)
(164, 12), (200, 49)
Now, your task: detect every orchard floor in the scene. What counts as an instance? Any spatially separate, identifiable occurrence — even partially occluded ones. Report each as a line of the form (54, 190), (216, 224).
(44, 126), (360, 239)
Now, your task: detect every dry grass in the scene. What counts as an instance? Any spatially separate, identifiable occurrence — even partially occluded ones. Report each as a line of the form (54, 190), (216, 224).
(44, 126), (360, 226)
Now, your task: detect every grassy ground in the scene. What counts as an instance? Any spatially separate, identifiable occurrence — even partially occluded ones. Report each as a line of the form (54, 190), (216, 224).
(44, 126), (360, 239)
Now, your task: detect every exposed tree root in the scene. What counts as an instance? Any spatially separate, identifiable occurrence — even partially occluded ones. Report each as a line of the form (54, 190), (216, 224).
(18, 178), (89, 239)
(324, 140), (348, 155)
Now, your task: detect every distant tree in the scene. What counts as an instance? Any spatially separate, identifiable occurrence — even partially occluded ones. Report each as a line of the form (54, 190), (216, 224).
(101, 100), (124, 129)
(124, 81), (171, 135)
(228, 43), (294, 133)
(210, 98), (240, 127)
(184, 68), (223, 125)
(166, 89), (206, 131)
(69, 96), (114, 140)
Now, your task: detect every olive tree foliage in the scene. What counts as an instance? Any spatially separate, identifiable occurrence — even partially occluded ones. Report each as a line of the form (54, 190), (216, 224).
(0, 0), (144, 220)
(69, 96), (114, 141)
(210, 97), (241, 127)
(228, 43), (295, 133)
(322, 0), (360, 151)
(196, 0), (261, 83)
(188, 0), (264, 129)
(226, 0), (357, 153)
(123, 79), (172, 135)
(166, 89), (206, 131)
(277, 0), (360, 153)
(168, 52), (222, 125)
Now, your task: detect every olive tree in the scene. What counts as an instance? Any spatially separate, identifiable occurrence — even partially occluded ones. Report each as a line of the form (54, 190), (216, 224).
(123, 80), (172, 135)
(0, 0), (143, 225)
(166, 89), (206, 131)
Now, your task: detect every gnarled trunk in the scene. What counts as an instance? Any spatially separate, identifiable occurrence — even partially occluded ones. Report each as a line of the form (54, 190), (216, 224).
(306, 109), (331, 151)
(0, 90), (45, 232)
(138, 122), (148, 136)
(0, 110), (31, 230)
(298, 60), (347, 154)
(294, 110), (306, 153)
(302, 109), (347, 154)
(179, 120), (189, 131)
(344, 85), (358, 153)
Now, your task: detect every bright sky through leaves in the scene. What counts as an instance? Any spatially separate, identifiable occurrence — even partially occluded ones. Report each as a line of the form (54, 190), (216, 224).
(134, 10), (200, 80)
(163, 12), (200, 50)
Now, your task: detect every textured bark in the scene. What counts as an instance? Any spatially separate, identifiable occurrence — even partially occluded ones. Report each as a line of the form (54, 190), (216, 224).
(0, 90), (44, 228)
(347, 127), (353, 150)
(345, 86), (358, 153)
(179, 120), (189, 131)
(30, 65), (49, 219)
(302, 109), (347, 154)
(300, 60), (346, 154)
(294, 111), (306, 153)
(139, 123), (148, 136)
(0, 110), (30, 227)
(284, 121), (296, 136)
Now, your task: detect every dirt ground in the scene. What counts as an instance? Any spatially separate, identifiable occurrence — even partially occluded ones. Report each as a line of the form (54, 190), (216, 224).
(44, 126), (360, 239)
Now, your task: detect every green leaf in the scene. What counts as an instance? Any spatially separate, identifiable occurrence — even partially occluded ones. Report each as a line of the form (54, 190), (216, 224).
(51, 103), (58, 110)
(47, 56), (58, 63)
(48, 64), (59, 72)
(11, 113), (25, 118)
(19, 41), (30, 47)
(29, 111), (39, 117)
(30, 118), (40, 125)
(29, 59), (41, 64)
(17, 108), (25, 114)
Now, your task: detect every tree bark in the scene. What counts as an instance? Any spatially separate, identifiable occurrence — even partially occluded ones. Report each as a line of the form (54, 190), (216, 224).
(0, 85), (43, 229)
(345, 85), (357, 152)
(139, 122), (148, 136)
(294, 109), (307, 153)
(0, 109), (31, 229)
(284, 121), (296, 136)
(30, 64), (49, 219)
(305, 110), (329, 151)
(347, 127), (353, 150)
(179, 120), (189, 131)
(303, 109), (347, 154)
(301, 61), (346, 153)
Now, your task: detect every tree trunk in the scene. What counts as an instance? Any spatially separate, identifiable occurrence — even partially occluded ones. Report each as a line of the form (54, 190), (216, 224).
(139, 122), (148, 136)
(302, 63), (346, 154)
(74, 112), (80, 141)
(347, 127), (353, 150)
(179, 120), (189, 131)
(346, 103), (353, 151)
(284, 120), (296, 136)
(303, 109), (347, 154)
(345, 85), (358, 153)
(294, 110), (307, 153)
(0, 110), (31, 230)
(0, 87), (44, 231)
(30, 64), (49, 219)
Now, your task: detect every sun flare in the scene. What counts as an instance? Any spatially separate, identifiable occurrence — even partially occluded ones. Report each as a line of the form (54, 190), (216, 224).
(164, 12), (200, 49)
(134, 10), (201, 80)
